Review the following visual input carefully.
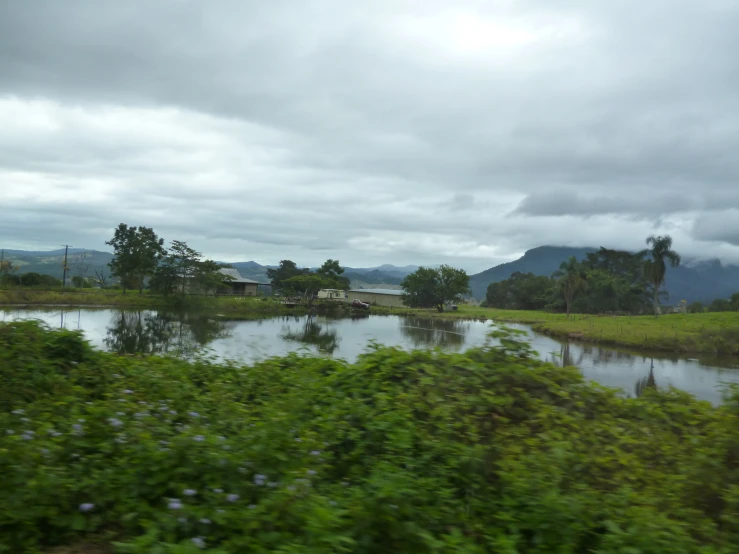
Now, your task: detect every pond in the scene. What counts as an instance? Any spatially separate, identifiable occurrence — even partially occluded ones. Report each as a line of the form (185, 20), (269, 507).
(3, 307), (739, 404)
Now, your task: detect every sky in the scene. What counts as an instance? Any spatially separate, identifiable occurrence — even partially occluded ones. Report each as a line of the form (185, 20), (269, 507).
(1, 0), (739, 273)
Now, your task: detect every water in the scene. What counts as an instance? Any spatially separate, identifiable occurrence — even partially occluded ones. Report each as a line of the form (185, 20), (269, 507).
(3, 307), (739, 404)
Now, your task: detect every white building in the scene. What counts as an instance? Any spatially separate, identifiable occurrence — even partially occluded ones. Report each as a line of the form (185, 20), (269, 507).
(317, 289), (348, 300)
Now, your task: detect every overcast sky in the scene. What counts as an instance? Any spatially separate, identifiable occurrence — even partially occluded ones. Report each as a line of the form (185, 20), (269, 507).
(2, 1), (739, 272)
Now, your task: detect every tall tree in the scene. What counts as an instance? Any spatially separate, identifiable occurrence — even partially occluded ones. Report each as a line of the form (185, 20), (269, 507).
(106, 224), (165, 294)
(266, 260), (310, 289)
(553, 257), (588, 316)
(401, 265), (470, 312)
(316, 259), (350, 289)
(283, 274), (341, 306)
(641, 235), (681, 316)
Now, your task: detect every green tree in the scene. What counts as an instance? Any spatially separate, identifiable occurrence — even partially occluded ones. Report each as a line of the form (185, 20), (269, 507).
(106, 224), (165, 294)
(267, 260), (310, 289)
(316, 259), (350, 289)
(195, 260), (233, 296)
(485, 272), (554, 310)
(401, 265), (471, 312)
(553, 257), (588, 316)
(641, 235), (681, 316)
(687, 301), (704, 314)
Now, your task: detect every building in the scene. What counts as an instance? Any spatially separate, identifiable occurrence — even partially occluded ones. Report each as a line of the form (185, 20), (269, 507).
(317, 289), (348, 300)
(219, 268), (261, 296)
(347, 288), (405, 308)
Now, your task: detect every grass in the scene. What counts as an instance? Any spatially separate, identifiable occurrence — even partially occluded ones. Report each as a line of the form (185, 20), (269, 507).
(395, 304), (739, 355)
(3, 320), (739, 552)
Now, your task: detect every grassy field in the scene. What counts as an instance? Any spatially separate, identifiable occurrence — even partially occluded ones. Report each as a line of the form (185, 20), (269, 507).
(395, 304), (739, 355)
(3, 320), (739, 553)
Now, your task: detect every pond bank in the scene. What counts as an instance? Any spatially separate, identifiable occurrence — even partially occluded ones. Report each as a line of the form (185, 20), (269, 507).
(392, 305), (739, 355)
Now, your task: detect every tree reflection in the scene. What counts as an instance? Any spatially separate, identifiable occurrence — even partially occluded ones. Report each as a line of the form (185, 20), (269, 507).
(399, 317), (466, 349)
(634, 358), (658, 397)
(104, 311), (230, 358)
(282, 316), (340, 355)
(551, 341), (584, 367)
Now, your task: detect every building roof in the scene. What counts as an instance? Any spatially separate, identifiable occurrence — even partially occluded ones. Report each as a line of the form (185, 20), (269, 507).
(349, 288), (404, 295)
(219, 268), (262, 284)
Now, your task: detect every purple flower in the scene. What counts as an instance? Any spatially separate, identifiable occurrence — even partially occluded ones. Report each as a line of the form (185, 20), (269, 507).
(168, 500), (183, 510)
(183, 489), (197, 496)
(226, 493), (239, 502)
(253, 474), (266, 486)
(193, 435), (205, 442)
(79, 503), (95, 512)
(108, 418), (123, 427)
(188, 411), (200, 418)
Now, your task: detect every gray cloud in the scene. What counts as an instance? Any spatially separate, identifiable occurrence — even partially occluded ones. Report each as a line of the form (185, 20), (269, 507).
(1, 0), (739, 270)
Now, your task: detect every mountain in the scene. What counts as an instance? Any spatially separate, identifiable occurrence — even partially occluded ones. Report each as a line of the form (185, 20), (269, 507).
(469, 246), (739, 304)
(226, 262), (410, 286)
(1, 248), (113, 280)
(469, 246), (595, 298)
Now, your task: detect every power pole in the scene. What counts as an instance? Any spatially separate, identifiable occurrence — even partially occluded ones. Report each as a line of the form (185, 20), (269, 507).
(62, 245), (70, 287)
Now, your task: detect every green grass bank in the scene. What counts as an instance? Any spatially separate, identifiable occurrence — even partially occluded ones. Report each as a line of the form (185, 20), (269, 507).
(396, 305), (739, 355)
(2, 321), (739, 553)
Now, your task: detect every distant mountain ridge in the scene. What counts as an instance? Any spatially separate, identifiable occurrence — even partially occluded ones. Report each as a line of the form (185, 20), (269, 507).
(1, 249), (416, 287)
(469, 246), (739, 304)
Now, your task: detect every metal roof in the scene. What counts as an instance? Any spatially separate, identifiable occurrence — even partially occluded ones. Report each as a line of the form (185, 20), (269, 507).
(349, 288), (404, 295)
(219, 268), (262, 284)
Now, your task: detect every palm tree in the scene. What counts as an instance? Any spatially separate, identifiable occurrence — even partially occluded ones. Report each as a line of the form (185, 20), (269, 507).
(553, 257), (588, 316)
(642, 235), (681, 316)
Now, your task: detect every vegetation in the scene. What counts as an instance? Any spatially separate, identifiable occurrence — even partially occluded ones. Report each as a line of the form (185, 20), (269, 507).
(485, 242), (675, 315)
(401, 265), (471, 312)
(106, 224), (166, 294)
(266, 260), (311, 289)
(2, 321), (739, 553)
(642, 235), (682, 315)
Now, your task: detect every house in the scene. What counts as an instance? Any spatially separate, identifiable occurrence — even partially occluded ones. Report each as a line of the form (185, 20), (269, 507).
(317, 289), (348, 300)
(347, 288), (405, 308)
(219, 268), (260, 296)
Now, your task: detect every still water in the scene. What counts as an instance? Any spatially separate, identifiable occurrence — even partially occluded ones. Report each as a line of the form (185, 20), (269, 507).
(3, 307), (739, 404)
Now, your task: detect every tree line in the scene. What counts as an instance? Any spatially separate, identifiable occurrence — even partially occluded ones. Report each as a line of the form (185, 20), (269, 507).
(484, 235), (683, 315)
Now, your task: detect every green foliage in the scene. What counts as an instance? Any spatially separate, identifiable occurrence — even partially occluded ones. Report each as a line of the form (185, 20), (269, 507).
(642, 235), (682, 315)
(401, 265), (471, 311)
(316, 259), (350, 289)
(283, 274), (343, 306)
(1, 271), (63, 287)
(688, 301), (705, 313)
(3, 321), (739, 553)
(485, 272), (553, 310)
(107, 224), (166, 294)
(266, 260), (310, 289)
(552, 257), (588, 316)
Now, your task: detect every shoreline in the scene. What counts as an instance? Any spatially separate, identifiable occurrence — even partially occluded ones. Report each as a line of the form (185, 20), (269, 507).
(3, 291), (739, 356)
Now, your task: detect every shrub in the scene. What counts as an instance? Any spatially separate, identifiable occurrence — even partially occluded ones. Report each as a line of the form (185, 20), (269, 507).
(1, 321), (738, 552)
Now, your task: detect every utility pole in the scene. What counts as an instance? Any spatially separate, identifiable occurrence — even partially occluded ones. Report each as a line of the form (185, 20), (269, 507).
(62, 245), (70, 287)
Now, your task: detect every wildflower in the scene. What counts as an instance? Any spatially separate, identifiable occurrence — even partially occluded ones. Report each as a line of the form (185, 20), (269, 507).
(193, 435), (205, 442)
(253, 474), (266, 486)
(188, 411), (200, 418)
(183, 489), (197, 496)
(168, 499), (183, 510)
(115, 437), (126, 444)
(307, 469), (317, 476)
(116, 412), (125, 416)
(227, 494), (239, 502)
(22, 433), (33, 441)
(191, 537), (206, 549)
(310, 450), (321, 456)
(213, 488), (223, 493)
(169, 410), (177, 415)
(108, 418), (123, 427)
(123, 389), (133, 394)
(20, 417), (30, 422)
(200, 518), (211, 524)
(79, 503), (95, 512)
(11, 409), (24, 415)
(218, 435), (226, 441)
(72, 424), (84, 434)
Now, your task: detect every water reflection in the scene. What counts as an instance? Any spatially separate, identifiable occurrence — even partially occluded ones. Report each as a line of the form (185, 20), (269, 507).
(281, 316), (340, 354)
(634, 359), (658, 398)
(399, 317), (467, 348)
(104, 311), (231, 358)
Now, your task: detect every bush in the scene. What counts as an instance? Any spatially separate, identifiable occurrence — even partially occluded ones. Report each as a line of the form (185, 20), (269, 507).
(1, 321), (739, 552)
